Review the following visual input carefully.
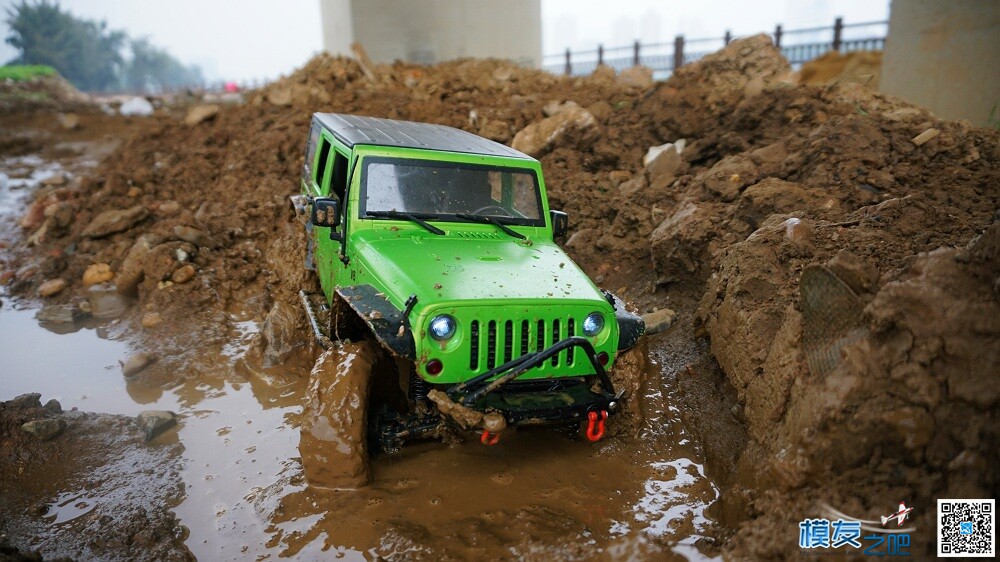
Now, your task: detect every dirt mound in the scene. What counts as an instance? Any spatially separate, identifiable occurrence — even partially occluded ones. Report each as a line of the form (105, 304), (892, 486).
(0, 74), (90, 114)
(799, 50), (882, 89)
(5, 33), (999, 559)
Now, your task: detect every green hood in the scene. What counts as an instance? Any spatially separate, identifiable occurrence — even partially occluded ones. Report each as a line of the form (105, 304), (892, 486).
(352, 229), (604, 307)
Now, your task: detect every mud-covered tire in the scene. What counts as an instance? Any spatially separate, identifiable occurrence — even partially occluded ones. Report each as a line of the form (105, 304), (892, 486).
(298, 341), (377, 488)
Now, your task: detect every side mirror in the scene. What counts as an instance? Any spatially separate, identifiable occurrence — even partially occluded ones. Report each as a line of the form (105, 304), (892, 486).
(311, 197), (340, 228)
(550, 210), (568, 239)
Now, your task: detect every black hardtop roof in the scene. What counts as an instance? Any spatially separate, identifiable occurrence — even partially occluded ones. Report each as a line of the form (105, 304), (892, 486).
(313, 113), (533, 160)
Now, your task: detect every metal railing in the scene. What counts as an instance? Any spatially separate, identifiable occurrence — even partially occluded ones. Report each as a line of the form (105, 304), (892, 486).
(543, 17), (887, 77)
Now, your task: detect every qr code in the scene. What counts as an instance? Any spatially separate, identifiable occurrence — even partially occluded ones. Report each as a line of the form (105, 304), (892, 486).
(938, 499), (995, 557)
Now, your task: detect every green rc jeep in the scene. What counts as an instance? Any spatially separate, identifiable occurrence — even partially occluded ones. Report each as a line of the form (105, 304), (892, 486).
(293, 114), (644, 455)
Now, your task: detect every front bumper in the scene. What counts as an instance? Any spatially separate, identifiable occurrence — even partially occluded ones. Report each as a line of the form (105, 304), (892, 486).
(445, 336), (620, 425)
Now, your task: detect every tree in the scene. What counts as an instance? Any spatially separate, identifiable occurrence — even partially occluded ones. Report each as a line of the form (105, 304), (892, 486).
(124, 38), (203, 93)
(4, 0), (125, 92)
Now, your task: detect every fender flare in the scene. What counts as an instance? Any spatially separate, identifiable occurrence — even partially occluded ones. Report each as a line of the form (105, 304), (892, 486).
(336, 284), (416, 359)
(605, 291), (645, 351)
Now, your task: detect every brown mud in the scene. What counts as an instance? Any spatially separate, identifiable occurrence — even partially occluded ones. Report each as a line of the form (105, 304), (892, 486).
(1, 32), (997, 560)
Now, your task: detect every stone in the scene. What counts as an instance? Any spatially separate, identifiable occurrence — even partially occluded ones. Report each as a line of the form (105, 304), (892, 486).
(81, 205), (149, 238)
(608, 171), (631, 188)
(143, 242), (195, 282)
(15, 263), (40, 280)
(184, 104), (220, 126)
(116, 235), (160, 295)
(172, 225), (219, 249)
(7, 393), (42, 409)
(36, 303), (88, 324)
(136, 410), (177, 442)
(87, 283), (131, 318)
(643, 140), (686, 166)
(511, 102), (599, 157)
(42, 174), (67, 186)
(618, 175), (648, 196)
(617, 66), (654, 89)
(37, 278), (67, 297)
(82, 263), (114, 287)
(122, 352), (155, 378)
(141, 312), (162, 328)
(43, 399), (62, 414)
(749, 140), (788, 175)
(586, 100), (613, 123)
(643, 308), (677, 335)
(266, 87), (293, 106)
(57, 112), (80, 130)
(157, 200), (181, 216)
(119, 96), (154, 116)
(645, 145), (682, 188)
(170, 264), (195, 284)
(262, 301), (304, 367)
(21, 419), (66, 441)
(912, 128), (940, 146)
(702, 154), (759, 201)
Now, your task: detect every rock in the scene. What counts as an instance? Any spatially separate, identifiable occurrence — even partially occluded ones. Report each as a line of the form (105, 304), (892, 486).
(122, 352), (155, 378)
(43, 399), (62, 414)
(749, 140), (788, 175)
(618, 175), (648, 196)
(0, 270), (13, 285)
(617, 66), (654, 89)
(87, 283), (130, 318)
(172, 225), (220, 249)
(608, 171), (631, 188)
(170, 264), (195, 284)
(21, 419), (66, 441)
(82, 263), (114, 287)
(702, 154), (759, 201)
(116, 235), (160, 295)
(81, 205), (150, 238)
(57, 112), (80, 130)
(511, 102), (599, 157)
(184, 104), (220, 126)
(42, 174), (67, 186)
(15, 263), (40, 280)
(36, 303), (88, 324)
(491, 65), (514, 81)
(912, 128), (940, 146)
(542, 100), (568, 117)
(37, 278), (67, 297)
(643, 140), (685, 166)
(645, 145), (683, 188)
(136, 410), (177, 442)
(477, 120), (512, 143)
(7, 393), (42, 409)
(141, 312), (162, 328)
(643, 308), (677, 335)
(266, 87), (293, 106)
(119, 96), (154, 116)
(157, 200), (181, 216)
(262, 301), (304, 366)
(143, 242), (195, 282)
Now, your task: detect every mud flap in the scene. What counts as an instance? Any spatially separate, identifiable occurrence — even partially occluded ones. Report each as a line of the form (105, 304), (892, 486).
(336, 285), (416, 360)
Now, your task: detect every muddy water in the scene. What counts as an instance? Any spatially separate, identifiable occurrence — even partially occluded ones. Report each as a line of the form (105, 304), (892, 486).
(0, 296), (719, 560)
(2, 141), (721, 560)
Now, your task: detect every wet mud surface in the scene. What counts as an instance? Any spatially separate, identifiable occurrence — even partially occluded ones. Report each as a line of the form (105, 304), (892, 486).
(2, 33), (998, 560)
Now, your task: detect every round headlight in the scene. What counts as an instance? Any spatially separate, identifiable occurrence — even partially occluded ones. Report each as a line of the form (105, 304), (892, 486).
(583, 312), (605, 336)
(428, 314), (457, 341)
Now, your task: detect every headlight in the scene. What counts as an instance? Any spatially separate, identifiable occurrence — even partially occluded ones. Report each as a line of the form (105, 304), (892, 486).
(583, 312), (605, 336)
(428, 314), (457, 340)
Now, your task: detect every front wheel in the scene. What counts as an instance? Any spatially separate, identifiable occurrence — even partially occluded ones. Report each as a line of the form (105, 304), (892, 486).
(298, 340), (377, 488)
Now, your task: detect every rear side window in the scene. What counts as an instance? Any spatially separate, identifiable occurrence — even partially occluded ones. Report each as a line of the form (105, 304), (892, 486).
(314, 137), (332, 190)
(304, 125), (321, 177)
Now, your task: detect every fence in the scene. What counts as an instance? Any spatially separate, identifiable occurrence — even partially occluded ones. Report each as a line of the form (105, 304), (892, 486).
(543, 17), (887, 77)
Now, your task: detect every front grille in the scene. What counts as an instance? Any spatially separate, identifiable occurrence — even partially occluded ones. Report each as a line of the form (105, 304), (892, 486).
(469, 313), (582, 374)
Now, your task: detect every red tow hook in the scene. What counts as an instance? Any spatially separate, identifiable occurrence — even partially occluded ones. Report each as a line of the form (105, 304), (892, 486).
(480, 429), (501, 446)
(586, 410), (608, 442)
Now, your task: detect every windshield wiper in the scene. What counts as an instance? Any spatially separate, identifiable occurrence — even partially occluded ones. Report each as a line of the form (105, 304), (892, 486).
(454, 213), (526, 240)
(366, 211), (445, 235)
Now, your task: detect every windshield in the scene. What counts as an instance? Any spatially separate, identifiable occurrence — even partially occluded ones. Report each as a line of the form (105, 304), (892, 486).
(360, 158), (544, 226)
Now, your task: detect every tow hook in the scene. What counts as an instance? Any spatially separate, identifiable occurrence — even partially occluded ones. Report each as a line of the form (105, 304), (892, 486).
(585, 410), (608, 442)
(480, 429), (501, 446)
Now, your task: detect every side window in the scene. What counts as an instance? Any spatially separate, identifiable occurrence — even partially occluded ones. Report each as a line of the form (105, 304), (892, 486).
(330, 151), (349, 201)
(303, 124), (321, 180)
(314, 137), (332, 190)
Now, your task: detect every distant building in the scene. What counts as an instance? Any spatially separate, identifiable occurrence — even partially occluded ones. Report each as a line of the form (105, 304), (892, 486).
(320, 0), (542, 68)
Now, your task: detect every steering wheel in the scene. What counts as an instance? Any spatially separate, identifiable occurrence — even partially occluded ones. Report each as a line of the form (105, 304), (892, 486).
(472, 205), (513, 217)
